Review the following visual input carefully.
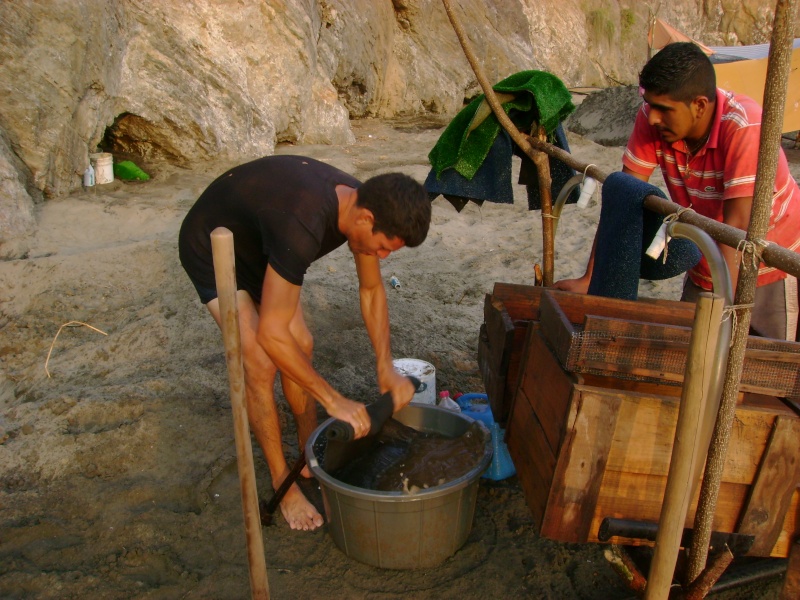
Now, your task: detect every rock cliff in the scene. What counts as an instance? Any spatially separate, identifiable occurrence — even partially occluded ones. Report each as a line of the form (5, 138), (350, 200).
(0, 0), (795, 256)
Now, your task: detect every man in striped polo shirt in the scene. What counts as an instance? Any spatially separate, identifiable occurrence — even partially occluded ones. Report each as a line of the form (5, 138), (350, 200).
(557, 42), (800, 340)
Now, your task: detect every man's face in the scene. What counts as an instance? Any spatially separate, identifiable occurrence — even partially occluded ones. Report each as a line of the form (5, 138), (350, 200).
(642, 91), (699, 144)
(348, 228), (405, 259)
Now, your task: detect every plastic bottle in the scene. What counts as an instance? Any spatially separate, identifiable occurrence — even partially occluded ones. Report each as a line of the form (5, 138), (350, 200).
(83, 163), (95, 187)
(577, 176), (597, 208)
(437, 390), (460, 412)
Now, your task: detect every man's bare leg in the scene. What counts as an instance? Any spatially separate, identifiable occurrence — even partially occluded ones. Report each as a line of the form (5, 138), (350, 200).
(281, 304), (318, 479)
(207, 292), (323, 530)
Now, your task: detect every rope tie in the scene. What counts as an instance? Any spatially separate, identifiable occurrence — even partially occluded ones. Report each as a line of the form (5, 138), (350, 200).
(582, 163), (597, 182)
(659, 205), (695, 263)
(735, 238), (772, 271)
(721, 303), (755, 344)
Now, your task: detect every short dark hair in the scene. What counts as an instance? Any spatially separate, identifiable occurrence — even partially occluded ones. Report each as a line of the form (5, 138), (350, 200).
(356, 173), (431, 247)
(640, 42), (716, 104)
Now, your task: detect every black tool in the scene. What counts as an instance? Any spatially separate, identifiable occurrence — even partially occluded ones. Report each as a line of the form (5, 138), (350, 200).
(598, 517), (756, 556)
(325, 375), (421, 442)
(259, 449), (307, 527)
(260, 375), (421, 526)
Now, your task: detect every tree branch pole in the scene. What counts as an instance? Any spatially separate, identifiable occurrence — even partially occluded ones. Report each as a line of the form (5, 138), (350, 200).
(524, 135), (800, 281)
(440, 0), (555, 285)
(686, 0), (798, 585)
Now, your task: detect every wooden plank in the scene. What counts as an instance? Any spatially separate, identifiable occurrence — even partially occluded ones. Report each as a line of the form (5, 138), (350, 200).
(502, 322), (532, 425)
(480, 295), (515, 414)
(540, 388), (621, 542)
(738, 416), (800, 556)
(588, 474), (749, 545)
(476, 324), (499, 402)
(490, 282), (545, 321)
(538, 290), (578, 367)
(515, 330), (577, 456)
(605, 389), (778, 484)
(491, 282), (696, 326)
(775, 489), (800, 559)
(507, 387), (558, 531)
(779, 538), (800, 600)
(532, 307), (800, 399)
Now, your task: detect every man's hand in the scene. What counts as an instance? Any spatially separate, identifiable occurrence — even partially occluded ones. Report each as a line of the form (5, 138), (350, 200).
(552, 274), (591, 294)
(380, 369), (417, 412)
(326, 394), (372, 440)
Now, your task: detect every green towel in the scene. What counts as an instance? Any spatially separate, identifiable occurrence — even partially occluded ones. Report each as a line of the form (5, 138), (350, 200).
(428, 70), (575, 180)
(114, 160), (150, 181)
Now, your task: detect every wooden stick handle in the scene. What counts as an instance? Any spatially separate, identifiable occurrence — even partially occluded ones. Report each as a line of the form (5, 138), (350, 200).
(646, 292), (725, 600)
(211, 227), (270, 600)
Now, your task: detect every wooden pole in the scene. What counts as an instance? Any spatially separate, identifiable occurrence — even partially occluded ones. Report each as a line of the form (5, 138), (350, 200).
(533, 125), (555, 285)
(686, 0), (798, 585)
(645, 293), (725, 600)
(211, 227), (270, 600)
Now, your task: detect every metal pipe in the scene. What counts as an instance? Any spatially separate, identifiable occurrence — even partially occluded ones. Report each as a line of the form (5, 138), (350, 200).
(552, 173), (584, 237)
(667, 221), (733, 406)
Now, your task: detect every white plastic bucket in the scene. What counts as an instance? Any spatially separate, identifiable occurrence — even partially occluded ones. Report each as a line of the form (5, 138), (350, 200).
(393, 358), (436, 405)
(90, 152), (114, 184)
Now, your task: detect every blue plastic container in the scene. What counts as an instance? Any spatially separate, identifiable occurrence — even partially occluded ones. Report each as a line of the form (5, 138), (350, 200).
(456, 393), (515, 481)
(457, 393), (494, 428)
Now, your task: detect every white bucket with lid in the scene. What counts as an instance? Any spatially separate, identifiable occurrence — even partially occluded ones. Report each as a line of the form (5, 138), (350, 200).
(393, 358), (436, 405)
(90, 152), (114, 184)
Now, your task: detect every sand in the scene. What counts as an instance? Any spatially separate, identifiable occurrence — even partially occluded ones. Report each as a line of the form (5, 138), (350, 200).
(1, 114), (798, 599)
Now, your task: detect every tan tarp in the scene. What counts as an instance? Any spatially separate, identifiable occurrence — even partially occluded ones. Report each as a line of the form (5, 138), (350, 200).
(648, 18), (799, 133)
(714, 50), (800, 133)
(648, 19), (713, 55)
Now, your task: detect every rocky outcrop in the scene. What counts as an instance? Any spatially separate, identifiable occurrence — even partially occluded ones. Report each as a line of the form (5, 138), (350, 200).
(0, 0), (796, 256)
(566, 86), (642, 147)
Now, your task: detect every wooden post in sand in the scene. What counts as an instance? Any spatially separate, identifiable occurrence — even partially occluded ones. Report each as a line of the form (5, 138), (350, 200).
(644, 293), (725, 600)
(211, 227), (270, 600)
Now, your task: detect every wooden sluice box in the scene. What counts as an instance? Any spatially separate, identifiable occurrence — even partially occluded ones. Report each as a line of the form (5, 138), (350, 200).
(477, 283), (800, 557)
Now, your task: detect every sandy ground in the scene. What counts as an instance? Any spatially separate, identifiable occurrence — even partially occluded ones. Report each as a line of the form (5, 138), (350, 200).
(1, 114), (799, 599)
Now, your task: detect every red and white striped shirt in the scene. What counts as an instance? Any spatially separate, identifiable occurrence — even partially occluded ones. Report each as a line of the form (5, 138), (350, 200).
(623, 88), (800, 289)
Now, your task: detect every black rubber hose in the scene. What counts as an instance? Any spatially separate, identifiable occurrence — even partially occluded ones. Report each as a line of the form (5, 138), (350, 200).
(325, 376), (421, 442)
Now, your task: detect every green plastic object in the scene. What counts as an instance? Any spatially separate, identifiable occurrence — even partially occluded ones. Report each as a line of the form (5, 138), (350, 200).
(113, 160), (150, 181)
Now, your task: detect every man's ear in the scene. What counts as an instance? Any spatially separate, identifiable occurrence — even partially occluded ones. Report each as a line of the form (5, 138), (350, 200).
(693, 96), (710, 118)
(355, 208), (375, 228)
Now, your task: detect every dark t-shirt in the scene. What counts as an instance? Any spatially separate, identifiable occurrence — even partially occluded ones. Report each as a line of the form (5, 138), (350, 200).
(178, 155), (360, 304)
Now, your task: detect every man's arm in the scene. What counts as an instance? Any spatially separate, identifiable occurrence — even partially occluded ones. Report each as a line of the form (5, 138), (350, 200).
(257, 265), (369, 431)
(353, 253), (415, 411)
(553, 166), (650, 293)
(720, 196), (752, 293)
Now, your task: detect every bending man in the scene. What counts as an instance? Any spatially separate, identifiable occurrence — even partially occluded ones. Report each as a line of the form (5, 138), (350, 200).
(179, 155), (431, 529)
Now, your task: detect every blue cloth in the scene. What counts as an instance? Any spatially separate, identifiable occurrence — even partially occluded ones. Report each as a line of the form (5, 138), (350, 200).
(424, 124), (579, 212)
(588, 171), (702, 300)
(425, 130), (515, 211)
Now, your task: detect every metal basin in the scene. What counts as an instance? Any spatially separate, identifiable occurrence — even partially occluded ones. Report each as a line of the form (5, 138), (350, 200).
(306, 403), (493, 569)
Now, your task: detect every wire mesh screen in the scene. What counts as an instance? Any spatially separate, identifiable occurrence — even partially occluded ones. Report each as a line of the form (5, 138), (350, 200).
(554, 317), (800, 401)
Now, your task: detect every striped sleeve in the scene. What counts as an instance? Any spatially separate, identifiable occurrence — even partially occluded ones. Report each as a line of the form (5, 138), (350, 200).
(622, 106), (659, 177)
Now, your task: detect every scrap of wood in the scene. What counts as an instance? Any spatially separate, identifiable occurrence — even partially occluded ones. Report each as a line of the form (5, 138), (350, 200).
(738, 416), (800, 556)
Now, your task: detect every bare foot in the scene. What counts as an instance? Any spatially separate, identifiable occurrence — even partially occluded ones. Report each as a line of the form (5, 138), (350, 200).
(279, 483), (324, 531)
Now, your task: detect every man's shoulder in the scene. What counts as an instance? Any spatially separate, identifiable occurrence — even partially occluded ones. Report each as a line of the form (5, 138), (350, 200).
(717, 88), (761, 129)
